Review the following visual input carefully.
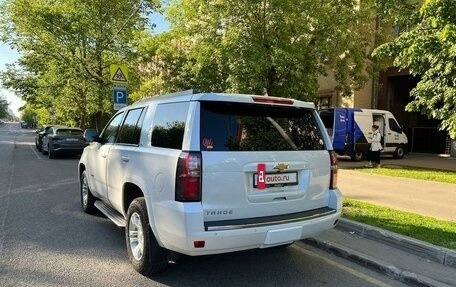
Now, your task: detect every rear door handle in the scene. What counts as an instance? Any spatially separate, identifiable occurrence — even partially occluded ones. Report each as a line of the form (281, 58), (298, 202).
(121, 156), (130, 162)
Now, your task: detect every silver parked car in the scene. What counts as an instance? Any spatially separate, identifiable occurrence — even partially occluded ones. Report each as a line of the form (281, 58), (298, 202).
(42, 127), (88, 158)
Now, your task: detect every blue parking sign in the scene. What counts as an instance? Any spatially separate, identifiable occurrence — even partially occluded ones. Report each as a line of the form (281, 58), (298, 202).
(113, 85), (127, 110)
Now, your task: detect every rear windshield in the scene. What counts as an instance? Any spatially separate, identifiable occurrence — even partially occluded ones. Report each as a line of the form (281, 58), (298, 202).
(57, 129), (83, 136)
(200, 102), (325, 151)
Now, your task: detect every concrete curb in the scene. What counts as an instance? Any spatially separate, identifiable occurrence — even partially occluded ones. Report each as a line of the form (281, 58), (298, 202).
(304, 238), (454, 287)
(336, 218), (456, 268)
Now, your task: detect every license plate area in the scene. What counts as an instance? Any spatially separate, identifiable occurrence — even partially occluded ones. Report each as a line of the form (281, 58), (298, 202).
(253, 172), (298, 188)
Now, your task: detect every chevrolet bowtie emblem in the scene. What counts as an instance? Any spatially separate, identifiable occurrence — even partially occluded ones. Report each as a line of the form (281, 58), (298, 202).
(273, 163), (289, 172)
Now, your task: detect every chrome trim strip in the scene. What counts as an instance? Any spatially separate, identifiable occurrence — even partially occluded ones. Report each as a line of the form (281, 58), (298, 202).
(205, 209), (336, 231)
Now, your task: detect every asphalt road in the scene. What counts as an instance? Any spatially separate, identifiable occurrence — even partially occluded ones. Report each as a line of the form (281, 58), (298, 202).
(0, 122), (408, 287)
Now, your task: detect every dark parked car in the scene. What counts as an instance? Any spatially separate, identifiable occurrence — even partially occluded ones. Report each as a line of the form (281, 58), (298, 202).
(20, 121), (28, 128)
(41, 127), (88, 159)
(35, 125), (67, 151)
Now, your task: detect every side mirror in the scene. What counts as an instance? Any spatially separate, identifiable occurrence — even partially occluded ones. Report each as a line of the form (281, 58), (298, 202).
(83, 128), (99, 143)
(92, 135), (106, 144)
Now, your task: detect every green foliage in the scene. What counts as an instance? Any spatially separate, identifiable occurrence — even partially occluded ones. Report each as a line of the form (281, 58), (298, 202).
(349, 165), (456, 184)
(343, 198), (456, 249)
(20, 105), (38, 126)
(0, 0), (157, 129)
(136, 0), (376, 101)
(373, 0), (456, 139)
(0, 95), (9, 119)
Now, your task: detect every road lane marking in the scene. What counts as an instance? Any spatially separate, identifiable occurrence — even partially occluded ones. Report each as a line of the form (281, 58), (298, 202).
(30, 143), (42, 159)
(293, 242), (394, 287)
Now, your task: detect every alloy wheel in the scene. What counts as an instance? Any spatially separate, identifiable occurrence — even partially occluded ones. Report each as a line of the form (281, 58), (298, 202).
(129, 212), (144, 261)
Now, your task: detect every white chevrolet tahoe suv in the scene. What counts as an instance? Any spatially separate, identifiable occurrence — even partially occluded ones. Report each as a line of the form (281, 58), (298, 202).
(78, 90), (342, 275)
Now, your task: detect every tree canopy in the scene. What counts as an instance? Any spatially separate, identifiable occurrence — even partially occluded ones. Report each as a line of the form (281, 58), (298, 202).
(373, 0), (456, 138)
(4, 0), (452, 140)
(0, 0), (157, 129)
(135, 0), (375, 101)
(0, 94), (10, 119)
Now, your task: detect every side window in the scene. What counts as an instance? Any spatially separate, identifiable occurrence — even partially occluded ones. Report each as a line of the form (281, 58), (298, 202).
(151, 102), (189, 149)
(389, 118), (402, 133)
(100, 112), (125, 144)
(117, 108), (145, 145)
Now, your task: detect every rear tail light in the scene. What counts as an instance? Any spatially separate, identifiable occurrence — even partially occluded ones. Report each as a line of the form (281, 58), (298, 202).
(329, 150), (338, 189)
(193, 241), (205, 248)
(175, 152), (201, 202)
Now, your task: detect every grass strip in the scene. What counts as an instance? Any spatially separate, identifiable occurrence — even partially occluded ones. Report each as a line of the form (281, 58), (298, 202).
(342, 198), (456, 250)
(346, 165), (456, 184)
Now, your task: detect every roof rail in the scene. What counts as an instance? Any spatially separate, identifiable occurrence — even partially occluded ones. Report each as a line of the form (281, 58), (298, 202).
(136, 89), (201, 104)
(164, 89), (200, 97)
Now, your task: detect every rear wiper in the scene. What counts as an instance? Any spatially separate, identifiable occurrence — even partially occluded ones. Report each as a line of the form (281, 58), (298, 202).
(266, 117), (298, 150)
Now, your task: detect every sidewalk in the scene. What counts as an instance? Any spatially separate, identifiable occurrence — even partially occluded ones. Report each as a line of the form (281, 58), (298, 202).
(304, 153), (456, 287)
(338, 152), (456, 172)
(338, 152), (456, 221)
(338, 169), (456, 221)
(305, 219), (456, 287)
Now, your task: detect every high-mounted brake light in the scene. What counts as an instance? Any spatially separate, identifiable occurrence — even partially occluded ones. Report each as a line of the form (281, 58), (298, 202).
(329, 151), (338, 189)
(252, 96), (294, 105)
(175, 152), (202, 202)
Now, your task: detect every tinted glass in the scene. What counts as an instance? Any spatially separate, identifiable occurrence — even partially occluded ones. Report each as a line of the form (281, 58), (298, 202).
(84, 129), (98, 142)
(118, 108), (144, 145)
(200, 102), (324, 151)
(101, 112), (124, 144)
(57, 129), (83, 136)
(151, 103), (189, 149)
(389, 118), (402, 133)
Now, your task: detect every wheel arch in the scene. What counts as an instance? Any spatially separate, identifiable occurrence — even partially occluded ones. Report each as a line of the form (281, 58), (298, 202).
(123, 182), (165, 247)
(78, 163), (86, 179)
(123, 183), (144, 216)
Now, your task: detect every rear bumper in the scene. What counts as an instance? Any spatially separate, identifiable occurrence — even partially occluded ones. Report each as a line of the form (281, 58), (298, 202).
(151, 188), (342, 256)
(52, 144), (87, 154)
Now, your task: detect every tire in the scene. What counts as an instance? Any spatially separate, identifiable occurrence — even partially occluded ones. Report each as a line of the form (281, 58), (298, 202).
(393, 145), (405, 159)
(351, 152), (364, 161)
(41, 144), (48, 155)
(80, 170), (97, 214)
(48, 145), (56, 159)
(126, 198), (168, 275)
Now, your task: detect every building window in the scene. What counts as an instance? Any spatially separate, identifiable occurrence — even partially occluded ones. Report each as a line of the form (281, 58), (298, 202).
(317, 89), (337, 109)
(317, 97), (332, 109)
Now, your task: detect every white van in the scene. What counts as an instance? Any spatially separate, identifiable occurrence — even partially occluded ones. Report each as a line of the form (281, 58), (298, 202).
(319, 108), (409, 161)
(78, 90), (342, 274)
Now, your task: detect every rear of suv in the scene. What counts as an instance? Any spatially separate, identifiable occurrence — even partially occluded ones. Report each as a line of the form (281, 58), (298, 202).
(78, 90), (341, 275)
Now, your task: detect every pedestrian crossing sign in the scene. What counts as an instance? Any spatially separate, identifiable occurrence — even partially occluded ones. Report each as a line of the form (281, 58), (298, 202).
(110, 64), (129, 83)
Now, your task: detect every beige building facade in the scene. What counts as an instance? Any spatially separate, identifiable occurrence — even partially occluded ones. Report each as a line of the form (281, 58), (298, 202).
(317, 70), (373, 110)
